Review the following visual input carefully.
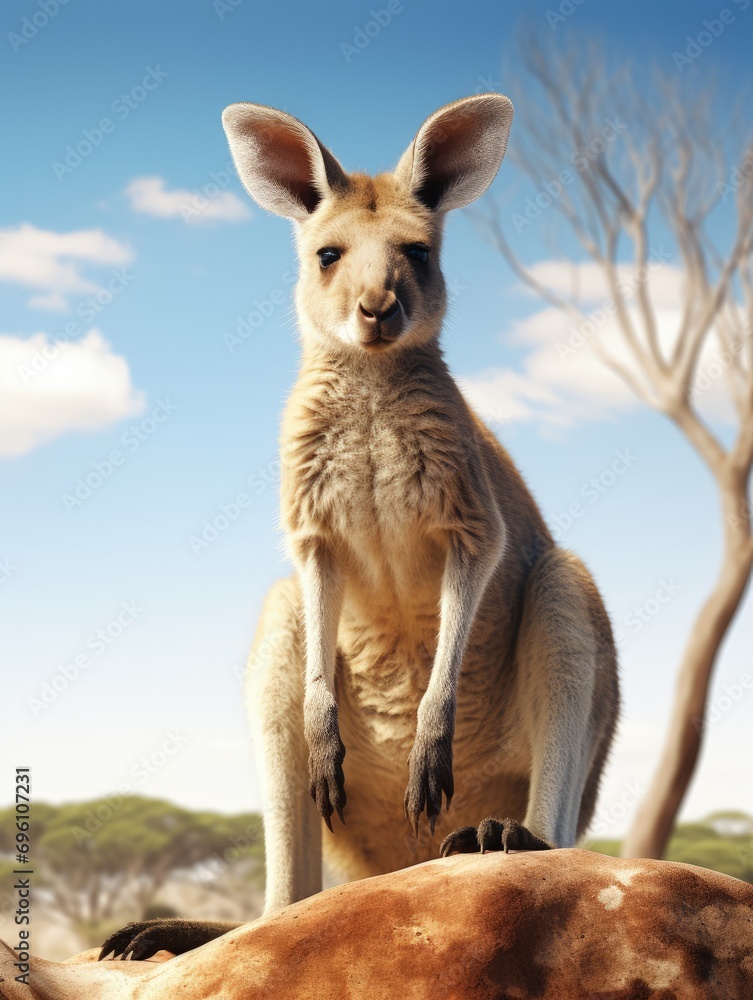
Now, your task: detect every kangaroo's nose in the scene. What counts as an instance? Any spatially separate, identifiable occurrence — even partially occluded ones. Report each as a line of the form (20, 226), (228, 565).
(358, 300), (400, 324)
(355, 294), (404, 348)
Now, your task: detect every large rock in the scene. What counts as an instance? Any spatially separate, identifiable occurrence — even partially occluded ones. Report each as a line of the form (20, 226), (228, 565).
(2, 849), (752, 999)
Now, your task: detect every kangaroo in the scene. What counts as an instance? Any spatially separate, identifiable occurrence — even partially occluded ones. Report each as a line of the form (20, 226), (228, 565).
(100, 94), (619, 962)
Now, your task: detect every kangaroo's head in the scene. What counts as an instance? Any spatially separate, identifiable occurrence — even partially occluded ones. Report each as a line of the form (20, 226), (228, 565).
(222, 95), (513, 356)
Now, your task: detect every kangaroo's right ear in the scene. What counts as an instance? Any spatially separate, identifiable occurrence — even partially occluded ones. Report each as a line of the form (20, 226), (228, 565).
(222, 103), (349, 220)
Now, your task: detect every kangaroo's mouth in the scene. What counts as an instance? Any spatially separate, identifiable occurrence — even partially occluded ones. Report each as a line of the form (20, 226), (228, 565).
(361, 332), (400, 351)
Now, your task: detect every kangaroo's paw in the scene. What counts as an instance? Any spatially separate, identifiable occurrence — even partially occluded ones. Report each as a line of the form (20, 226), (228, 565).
(440, 817), (552, 857)
(404, 733), (454, 837)
(99, 918), (236, 961)
(307, 723), (347, 832)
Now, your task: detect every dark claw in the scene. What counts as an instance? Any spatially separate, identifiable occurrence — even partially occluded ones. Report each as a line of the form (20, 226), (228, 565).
(123, 931), (159, 962)
(404, 798), (419, 839)
(478, 818), (504, 853)
(439, 825), (480, 857)
(404, 782), (424, 838)
(498, 817), (551, 853)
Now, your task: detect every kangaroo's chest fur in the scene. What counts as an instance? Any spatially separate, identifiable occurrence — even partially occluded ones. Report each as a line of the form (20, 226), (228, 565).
(281, 349), (472, 601)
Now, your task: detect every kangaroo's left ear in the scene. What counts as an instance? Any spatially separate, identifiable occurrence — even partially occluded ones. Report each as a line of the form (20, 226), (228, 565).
(395, 94), (513, 213)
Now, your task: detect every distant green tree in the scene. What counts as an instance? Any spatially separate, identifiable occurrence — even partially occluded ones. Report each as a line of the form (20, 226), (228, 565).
(667, 837), (753, 882)
(584, 839), (621, 858)
(586, 814), (753, 884)
(0, 797), (263, 927)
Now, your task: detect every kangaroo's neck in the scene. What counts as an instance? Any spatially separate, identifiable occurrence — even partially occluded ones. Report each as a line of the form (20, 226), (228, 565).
(294, 337), (456, 406)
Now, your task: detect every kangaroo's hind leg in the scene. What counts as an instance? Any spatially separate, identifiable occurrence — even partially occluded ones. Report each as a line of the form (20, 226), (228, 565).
(247, 576), (323, 914)
(442, 547), (618, 856)
(517, 548), (619, 848)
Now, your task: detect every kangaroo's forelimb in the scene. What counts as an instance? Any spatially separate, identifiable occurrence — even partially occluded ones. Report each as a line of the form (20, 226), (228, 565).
(405, 521), (506, 835)
(296, 538), (346, 830)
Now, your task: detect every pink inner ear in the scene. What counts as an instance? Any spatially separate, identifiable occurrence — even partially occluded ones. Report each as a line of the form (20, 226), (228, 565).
(415, 111), (490, 210)
(257, 125), (322, 214)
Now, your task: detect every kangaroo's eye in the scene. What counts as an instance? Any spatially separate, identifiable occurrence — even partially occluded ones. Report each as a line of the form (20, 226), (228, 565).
(406, 244), (429, 263)
(317, 248), (341, 268)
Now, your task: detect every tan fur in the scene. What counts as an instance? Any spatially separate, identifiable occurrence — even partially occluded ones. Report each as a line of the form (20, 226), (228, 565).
(221, 95), (620, 912)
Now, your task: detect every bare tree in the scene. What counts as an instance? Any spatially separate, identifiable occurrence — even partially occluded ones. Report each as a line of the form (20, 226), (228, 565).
(478, 37), (753, 858)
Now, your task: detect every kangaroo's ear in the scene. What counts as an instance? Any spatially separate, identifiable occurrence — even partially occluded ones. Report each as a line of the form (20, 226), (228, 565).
(395, 94), (513, 213)
(222, 103), (349, 220)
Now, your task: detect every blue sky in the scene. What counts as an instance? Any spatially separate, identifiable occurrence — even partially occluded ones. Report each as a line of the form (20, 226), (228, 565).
(2, 0), (752, 836)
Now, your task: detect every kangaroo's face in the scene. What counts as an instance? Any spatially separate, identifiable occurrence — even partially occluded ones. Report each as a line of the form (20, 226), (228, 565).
(223, 95), (513, 357)
(294, 174), (444, 353)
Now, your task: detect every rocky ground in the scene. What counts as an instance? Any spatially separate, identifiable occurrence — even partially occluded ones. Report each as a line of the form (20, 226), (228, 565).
(2, 848), (752, 999)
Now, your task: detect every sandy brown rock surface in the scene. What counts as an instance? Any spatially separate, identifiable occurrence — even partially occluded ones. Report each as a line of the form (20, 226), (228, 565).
(2, 849), (752, 999)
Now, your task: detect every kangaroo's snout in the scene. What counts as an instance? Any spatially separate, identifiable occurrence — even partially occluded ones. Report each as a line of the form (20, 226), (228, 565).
(355, 295), (404, 347)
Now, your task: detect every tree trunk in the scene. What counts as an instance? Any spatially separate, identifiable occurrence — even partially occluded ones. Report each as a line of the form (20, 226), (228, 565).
(621, 474), (753, 859)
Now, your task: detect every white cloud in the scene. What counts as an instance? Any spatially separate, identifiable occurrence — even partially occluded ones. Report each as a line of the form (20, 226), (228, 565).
(27, 292), (70, 312)
(524, 258), (686, 309)
(458, 367), (560, 425)
(124, 176), (250, 224)
(0, 329), (145, 457)
(462, 260), (742, 432)
(0, 224), (133, 312)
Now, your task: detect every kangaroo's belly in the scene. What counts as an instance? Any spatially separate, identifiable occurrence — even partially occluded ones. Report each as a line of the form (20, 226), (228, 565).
(337, 613), (435, 753)
(329, 597), (531, 881)
(336, 554), (528, 753)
